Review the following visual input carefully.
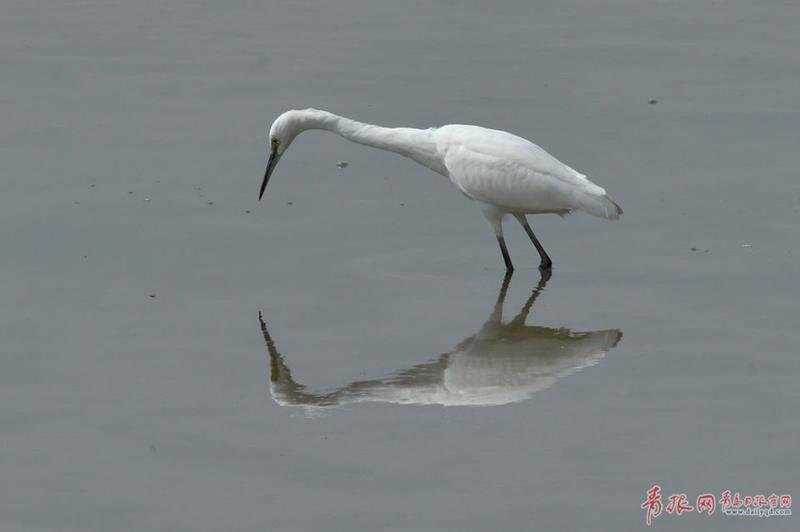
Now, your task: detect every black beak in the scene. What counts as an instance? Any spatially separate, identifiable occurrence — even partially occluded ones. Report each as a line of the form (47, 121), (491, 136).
(259, 149), (278, 200)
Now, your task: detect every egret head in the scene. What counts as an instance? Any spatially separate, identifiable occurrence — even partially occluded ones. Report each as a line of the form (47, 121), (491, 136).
(259, 110), (306, 200)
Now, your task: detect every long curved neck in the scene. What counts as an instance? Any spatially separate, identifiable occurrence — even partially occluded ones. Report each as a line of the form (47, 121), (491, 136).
(293, 109), (444, 174)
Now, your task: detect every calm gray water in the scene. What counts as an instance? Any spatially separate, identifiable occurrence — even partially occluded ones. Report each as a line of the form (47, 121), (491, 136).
(2, 0), (798, 530)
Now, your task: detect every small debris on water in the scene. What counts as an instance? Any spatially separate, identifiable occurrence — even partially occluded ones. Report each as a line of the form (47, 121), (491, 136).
(742, 243), (752, 248)
(336, 161), (349, 169)
(148, 293), (156, 298)
(690, 247), (697, 252)
(400, 203), (405, 206)
(144, 198), (151, 202)
(207, 201), (214, 206)
(128, 191), (134, 195)
(704, 249), (710, 253)
(149, 444), (158, 455)
(244, 210), (251, 214)
(89, 184), (96, 188)
(287, 201), (293, 205)
(648, 99), (658, 105)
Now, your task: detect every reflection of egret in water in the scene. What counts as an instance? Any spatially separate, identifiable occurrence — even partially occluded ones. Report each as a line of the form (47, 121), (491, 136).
(260, 272), (621, 408)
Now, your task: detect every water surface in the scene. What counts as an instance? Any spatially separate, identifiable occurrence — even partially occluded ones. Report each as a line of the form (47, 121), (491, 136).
(1, 0), (798, 530)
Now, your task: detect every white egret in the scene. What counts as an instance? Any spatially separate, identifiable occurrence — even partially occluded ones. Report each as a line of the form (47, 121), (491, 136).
(260, 109), (622, 271)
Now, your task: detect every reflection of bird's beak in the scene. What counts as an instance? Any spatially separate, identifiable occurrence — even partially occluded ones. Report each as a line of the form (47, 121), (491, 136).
(259, 149), (280, 200)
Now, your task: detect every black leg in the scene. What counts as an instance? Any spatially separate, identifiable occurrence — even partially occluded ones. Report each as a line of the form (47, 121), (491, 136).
(516, 216), (552, 270)
(496, 235), (514, 272)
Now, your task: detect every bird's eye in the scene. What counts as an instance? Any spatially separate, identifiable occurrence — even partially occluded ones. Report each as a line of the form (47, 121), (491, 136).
(271, 138), (280, 151)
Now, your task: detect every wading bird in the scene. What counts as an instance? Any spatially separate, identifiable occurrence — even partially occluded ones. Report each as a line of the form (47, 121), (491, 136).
(260, 109), (622, 271)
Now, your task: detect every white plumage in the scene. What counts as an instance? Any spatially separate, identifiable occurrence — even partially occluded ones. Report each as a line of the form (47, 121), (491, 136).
(260, 108), (622, 271)
(437, 125), (621, 218)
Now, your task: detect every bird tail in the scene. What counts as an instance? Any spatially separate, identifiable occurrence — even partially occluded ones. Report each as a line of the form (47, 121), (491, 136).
(573, 189), (623, 220)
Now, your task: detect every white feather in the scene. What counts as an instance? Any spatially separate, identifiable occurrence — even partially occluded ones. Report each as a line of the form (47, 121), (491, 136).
(263, 109), (623, 269)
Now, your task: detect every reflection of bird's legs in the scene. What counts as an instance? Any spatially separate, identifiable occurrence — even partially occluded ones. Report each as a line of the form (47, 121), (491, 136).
(513, 214), (553, 270)
(497, 270), (513, 306)
(488, 270), (514, 323)
(509, 270), (551, 326)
